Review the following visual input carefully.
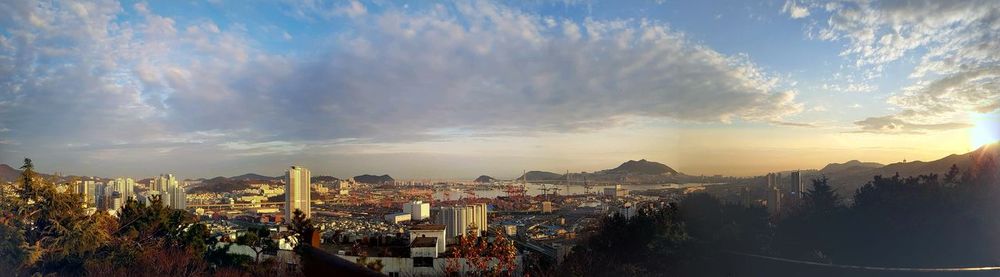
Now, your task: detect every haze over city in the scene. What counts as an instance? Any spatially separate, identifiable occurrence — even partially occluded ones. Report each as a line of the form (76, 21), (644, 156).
(1, 0), (998, 179)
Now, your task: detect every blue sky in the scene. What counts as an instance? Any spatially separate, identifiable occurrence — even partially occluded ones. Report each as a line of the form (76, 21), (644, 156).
(0, 0), (997, 179)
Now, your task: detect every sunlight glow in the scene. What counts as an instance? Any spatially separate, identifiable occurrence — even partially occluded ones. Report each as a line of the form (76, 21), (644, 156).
(970, 113), (1000, 149)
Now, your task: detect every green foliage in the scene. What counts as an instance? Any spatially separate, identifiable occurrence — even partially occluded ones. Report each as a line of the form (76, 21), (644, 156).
(560, 159), (1000, 276)
(0, 158), (105, 275)
(235, 226), (278, 263)
(559, 206), (693, 276)
(0, 158), (288, 276)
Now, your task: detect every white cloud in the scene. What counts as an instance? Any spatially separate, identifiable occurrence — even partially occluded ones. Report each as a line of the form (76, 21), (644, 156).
(336, 0), (367, 18)
(0, 0), (802, 172)
(781, 0), (810, 19)
(853, 115), (972, 134)
(800, 0), (1000, 133)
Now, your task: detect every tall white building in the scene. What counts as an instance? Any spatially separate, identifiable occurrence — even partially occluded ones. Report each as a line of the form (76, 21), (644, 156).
(767, 186), (782, 215)
(154, 174), (178, 195)
(789, 171), (803, 198)
(154, 174), (185, 209)
(168, 182), (186, 210)
(77, 180), (97, 207)
(285, 166), (311, 221)
(106, 177), (135, 202)
(403, 201), (431, 220)
(435, 203), (488, 239)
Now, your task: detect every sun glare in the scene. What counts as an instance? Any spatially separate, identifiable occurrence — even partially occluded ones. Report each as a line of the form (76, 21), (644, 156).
(970, 113), (1000, 149)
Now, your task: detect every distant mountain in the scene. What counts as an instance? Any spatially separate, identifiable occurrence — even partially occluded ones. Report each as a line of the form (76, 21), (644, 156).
(474, 175), (497, 183)
(189, 176), (253, 193)
(820, 160), (884, 174)
(311, 175), (339, 183)
(823, 143), (1000, 192)
(607, 159), (679, 175)
(229, 173), (279, 181)
(0, 164), (20, 182)
(353, 174), (394, 184)
(517, 171), (564, 181)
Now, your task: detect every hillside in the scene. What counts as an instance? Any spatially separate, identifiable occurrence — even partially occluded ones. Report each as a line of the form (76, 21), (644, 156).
(311, 175), (339, 183)
(187, 177), (252, 194)
(819, 160), (884, 175)
(0, 164), (19, 182)
(517, 171), (564, 182)
(474, 175), (497, 183)
(229, 173), (279, 181)
(607, 159), (679, 175)
(821, 143), (1000, 192)
(353, 174), (394, 184)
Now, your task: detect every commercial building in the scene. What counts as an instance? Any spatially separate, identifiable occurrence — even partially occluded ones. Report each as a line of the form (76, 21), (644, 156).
(385, 212), (412, 224)
(614, 202), (636, 219)
(154, 174), (186, 209)
(77, 180), (97, 207)
(604, 184), (629, 198)
(285, 166), (311, 220)
(107, 177), (135, 201)
(403, 201), (430, 220)
(789, 171), (803, 198)
(167, 181), (186, 210)
(541, 201), (553, 213)
(154, 174), (178, 193)
(434, 203), (488, 239)
(741, 185), (753, 206)
(767, 186), (782, 215)
(409, 224), (447, 254)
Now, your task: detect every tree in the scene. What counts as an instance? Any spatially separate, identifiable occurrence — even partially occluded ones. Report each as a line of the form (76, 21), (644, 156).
(0, 158), (110, 275)
(236, 226), (278, 263)
(288, 209), (313, 248)
(944, 164), (961, 184)
(487, 230), (518, 276)
(0, 158), (293, 276)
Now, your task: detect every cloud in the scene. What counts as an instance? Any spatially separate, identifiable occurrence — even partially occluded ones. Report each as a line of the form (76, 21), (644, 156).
(769, 120), (818, 128)
(0, 0), (801, 174)
(781, 0), (810, 19)
(335, 0), (367, 18)
(853, 115), (972, 134)
(799, 0), (1000, 133)
(127, 1), (801, 140)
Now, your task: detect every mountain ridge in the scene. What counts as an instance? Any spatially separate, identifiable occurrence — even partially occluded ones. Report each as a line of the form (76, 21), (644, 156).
(353, 174), (394, 184)
(474, 175), (497, 183)
(606, 159), (679, 175)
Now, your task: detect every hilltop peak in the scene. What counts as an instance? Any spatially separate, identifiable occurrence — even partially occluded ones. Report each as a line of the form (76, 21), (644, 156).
(609, 159), (679, 175)
(820, 160), (884, 173)
(474, 175), (497, 183)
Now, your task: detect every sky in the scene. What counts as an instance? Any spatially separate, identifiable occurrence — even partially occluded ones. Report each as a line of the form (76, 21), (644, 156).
(0, 0), (998, 179)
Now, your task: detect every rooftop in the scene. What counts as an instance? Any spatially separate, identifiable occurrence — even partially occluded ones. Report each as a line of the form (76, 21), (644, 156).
(411, 237), (437, 248)
(410, 224), (446, 231)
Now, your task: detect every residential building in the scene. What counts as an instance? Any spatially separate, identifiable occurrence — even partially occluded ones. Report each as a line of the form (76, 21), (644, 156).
(285, 166), (311, 220)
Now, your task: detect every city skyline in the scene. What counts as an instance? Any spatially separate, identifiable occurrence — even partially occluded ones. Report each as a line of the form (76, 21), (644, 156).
(1, 0), (999, 179)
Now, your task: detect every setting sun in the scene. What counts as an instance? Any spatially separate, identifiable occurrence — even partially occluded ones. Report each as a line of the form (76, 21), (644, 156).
(971, 113), (1000, 149)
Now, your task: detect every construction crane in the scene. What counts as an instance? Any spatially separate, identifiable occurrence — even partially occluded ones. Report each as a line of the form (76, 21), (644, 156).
(565, 170), (571, 195)
(539, 184), (552, 201)
(504, 184), (525, 199)
(583, 176), (594, 195)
